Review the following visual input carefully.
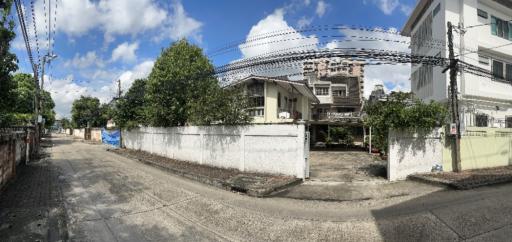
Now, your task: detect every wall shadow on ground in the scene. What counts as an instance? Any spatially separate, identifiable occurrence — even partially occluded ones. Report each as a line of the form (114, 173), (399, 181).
(371, 182), (512, 241)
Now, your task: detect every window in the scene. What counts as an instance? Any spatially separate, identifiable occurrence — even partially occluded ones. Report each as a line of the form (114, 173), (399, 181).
(478, 55), (490, 65)
(277, 92), (281, 108)
(412, 64), (433, 90)
(491, 16), (512, 40)
(315, 86), (329, 96)
(506, 116), (512, 128)
(507, 64), (512, 82)
(477, 9), (488, 19)
(493, 60), (504, 79)
(332, 86), (347, 97)
(432, 3), (441, 17)
(476, 114), (488, 127)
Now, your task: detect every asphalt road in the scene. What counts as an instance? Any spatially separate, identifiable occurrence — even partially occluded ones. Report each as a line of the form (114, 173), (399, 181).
(3, 134), (512, 241)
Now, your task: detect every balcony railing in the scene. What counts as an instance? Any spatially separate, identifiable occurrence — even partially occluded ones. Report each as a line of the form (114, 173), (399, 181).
(313, 112), (363, 122)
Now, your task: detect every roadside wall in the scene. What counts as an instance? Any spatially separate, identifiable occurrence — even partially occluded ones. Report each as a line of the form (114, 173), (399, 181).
(0, 129), (34, 191)
(443, 127), (512, 171)
(388, 128), (443, 181)
(72, 128), (85, 139)
(122, 124), (309, 178)
(91, 128), (102, 142)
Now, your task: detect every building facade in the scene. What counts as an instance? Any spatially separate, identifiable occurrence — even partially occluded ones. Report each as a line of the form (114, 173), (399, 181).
(233, 75), (319, 124)
(303, 58), (366, 145)
(402, 0), (512, 129)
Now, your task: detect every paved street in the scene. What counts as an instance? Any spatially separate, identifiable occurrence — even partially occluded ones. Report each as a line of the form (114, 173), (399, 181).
(3, 135), (512, 241)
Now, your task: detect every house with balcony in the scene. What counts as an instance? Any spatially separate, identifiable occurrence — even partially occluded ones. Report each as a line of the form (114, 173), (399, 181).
(402, 0), (512, 129)
(231, 75), (319, 124)
(303, 58), (366, 145)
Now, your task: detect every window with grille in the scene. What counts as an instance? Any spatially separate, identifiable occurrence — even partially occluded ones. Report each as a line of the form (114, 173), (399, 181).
(332, 86), (347, 97)
(506, 116), (512, 128)
(491, 16), (512, 40)
(315, 86), (329, 96)
(493, 60), (504, 79)
(476, 114), (488, 127)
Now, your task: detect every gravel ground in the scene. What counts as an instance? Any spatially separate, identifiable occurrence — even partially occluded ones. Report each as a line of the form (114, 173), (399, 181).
(411, 166), (512, 189)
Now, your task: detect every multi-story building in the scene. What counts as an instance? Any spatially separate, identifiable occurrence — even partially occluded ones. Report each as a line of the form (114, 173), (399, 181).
(368, 84), (388, 104)
(303, 58), (366, 145)
(402, 0), (512, 128)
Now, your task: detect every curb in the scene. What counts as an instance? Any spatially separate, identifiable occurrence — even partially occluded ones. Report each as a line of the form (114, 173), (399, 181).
(110, 150), (301, 197)
(408, 174), (512, 190)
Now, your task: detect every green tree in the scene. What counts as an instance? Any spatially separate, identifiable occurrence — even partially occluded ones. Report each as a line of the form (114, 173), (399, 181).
(61, 117), (72, 129)
(115, 78), (147, 128)
(10, 73), (56, 128)
(71, 96), (104, 128)
(146, 39), (251, 126)
(0, 0), (18, 127)
(364, 92), (448, 153)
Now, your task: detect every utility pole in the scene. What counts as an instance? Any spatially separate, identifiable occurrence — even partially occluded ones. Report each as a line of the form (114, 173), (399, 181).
(446, 21), (462, 172)
(33, 65), (40, 156)
(117, 79), (123, 148)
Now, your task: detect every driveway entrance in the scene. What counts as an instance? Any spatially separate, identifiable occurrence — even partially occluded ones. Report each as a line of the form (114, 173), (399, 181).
(309, 151), (386, 182)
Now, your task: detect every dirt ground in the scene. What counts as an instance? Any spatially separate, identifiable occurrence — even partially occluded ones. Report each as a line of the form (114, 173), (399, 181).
(309, 151), (387, 182)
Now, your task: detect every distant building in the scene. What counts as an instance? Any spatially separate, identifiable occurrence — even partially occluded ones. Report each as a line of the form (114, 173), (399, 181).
(304, 58), (366, 145)
(368, 84), (387, 103)
(231, 75), (319, 124)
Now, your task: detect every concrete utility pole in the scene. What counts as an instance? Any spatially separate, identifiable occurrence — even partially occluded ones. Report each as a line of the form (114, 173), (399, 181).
(117, 79), (123, 148)
(446, 21), (462, 172)
(33, 65), (40, 156)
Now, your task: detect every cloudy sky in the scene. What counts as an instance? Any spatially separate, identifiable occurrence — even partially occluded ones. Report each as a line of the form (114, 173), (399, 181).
(10, 0), (417, 118)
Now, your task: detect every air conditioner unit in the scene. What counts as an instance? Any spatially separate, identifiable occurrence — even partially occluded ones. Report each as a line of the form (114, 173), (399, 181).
(279, 112), (290, 119)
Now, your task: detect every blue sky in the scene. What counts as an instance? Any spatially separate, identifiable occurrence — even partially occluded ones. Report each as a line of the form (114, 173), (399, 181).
(10, 0), (417, 117)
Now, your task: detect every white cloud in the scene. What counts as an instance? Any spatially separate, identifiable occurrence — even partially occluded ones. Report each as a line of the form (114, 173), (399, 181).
(118, 60), (155, 93)
(65, 51), (105, 69)
(316, 0), (328, 17)
(26, 0), (201, 44)
(47, 60), (154, 117)
(240, 9), (318, 58)
(157, 0), (203, 42)
(297, 16), (313, 29)
(46, 75), (90, 118)
(98, 0), (167, 36)
(236, 9), (318, 80)
(111, 42), (139, 63)
(364, 0), (412, 16)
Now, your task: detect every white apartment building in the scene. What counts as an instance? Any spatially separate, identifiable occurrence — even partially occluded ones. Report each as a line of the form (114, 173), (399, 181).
(402, 0), (512, 129)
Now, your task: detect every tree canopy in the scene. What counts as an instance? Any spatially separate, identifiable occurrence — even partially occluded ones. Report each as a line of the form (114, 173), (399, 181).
(115, 78), (147, 128)
(71, 96), (106, 128)
(0, 0), (19, 126)
(144, 39), (250, 127)
(364, 92), (448, 153)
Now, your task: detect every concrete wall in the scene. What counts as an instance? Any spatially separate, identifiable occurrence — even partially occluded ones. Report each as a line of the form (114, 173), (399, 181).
(0, 130), (33, 191)
(122, 124), (309, 178)
(388, 128), (444, 181)
(73, 129), (85, 139)
(91, 128), (102, 142)
(443, 127), (512, 171)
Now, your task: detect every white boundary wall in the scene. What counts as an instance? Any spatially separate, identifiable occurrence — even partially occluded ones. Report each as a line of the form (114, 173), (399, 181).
(73, 129), (85, 139)
(122, 124), (310, 178)
(388, 128), (443, 181)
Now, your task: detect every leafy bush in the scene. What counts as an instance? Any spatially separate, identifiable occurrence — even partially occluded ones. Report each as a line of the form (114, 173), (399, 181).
(364, 92), (447, 154)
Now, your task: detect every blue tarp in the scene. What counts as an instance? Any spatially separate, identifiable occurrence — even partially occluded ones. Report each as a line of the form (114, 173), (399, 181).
(101, 128), (120, 147)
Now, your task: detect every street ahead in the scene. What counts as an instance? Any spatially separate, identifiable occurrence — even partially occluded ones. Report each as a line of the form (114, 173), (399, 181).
(2, 134), (512, 241)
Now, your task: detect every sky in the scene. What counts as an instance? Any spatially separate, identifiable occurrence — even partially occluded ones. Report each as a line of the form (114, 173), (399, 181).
(9, 0), (418, 118)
